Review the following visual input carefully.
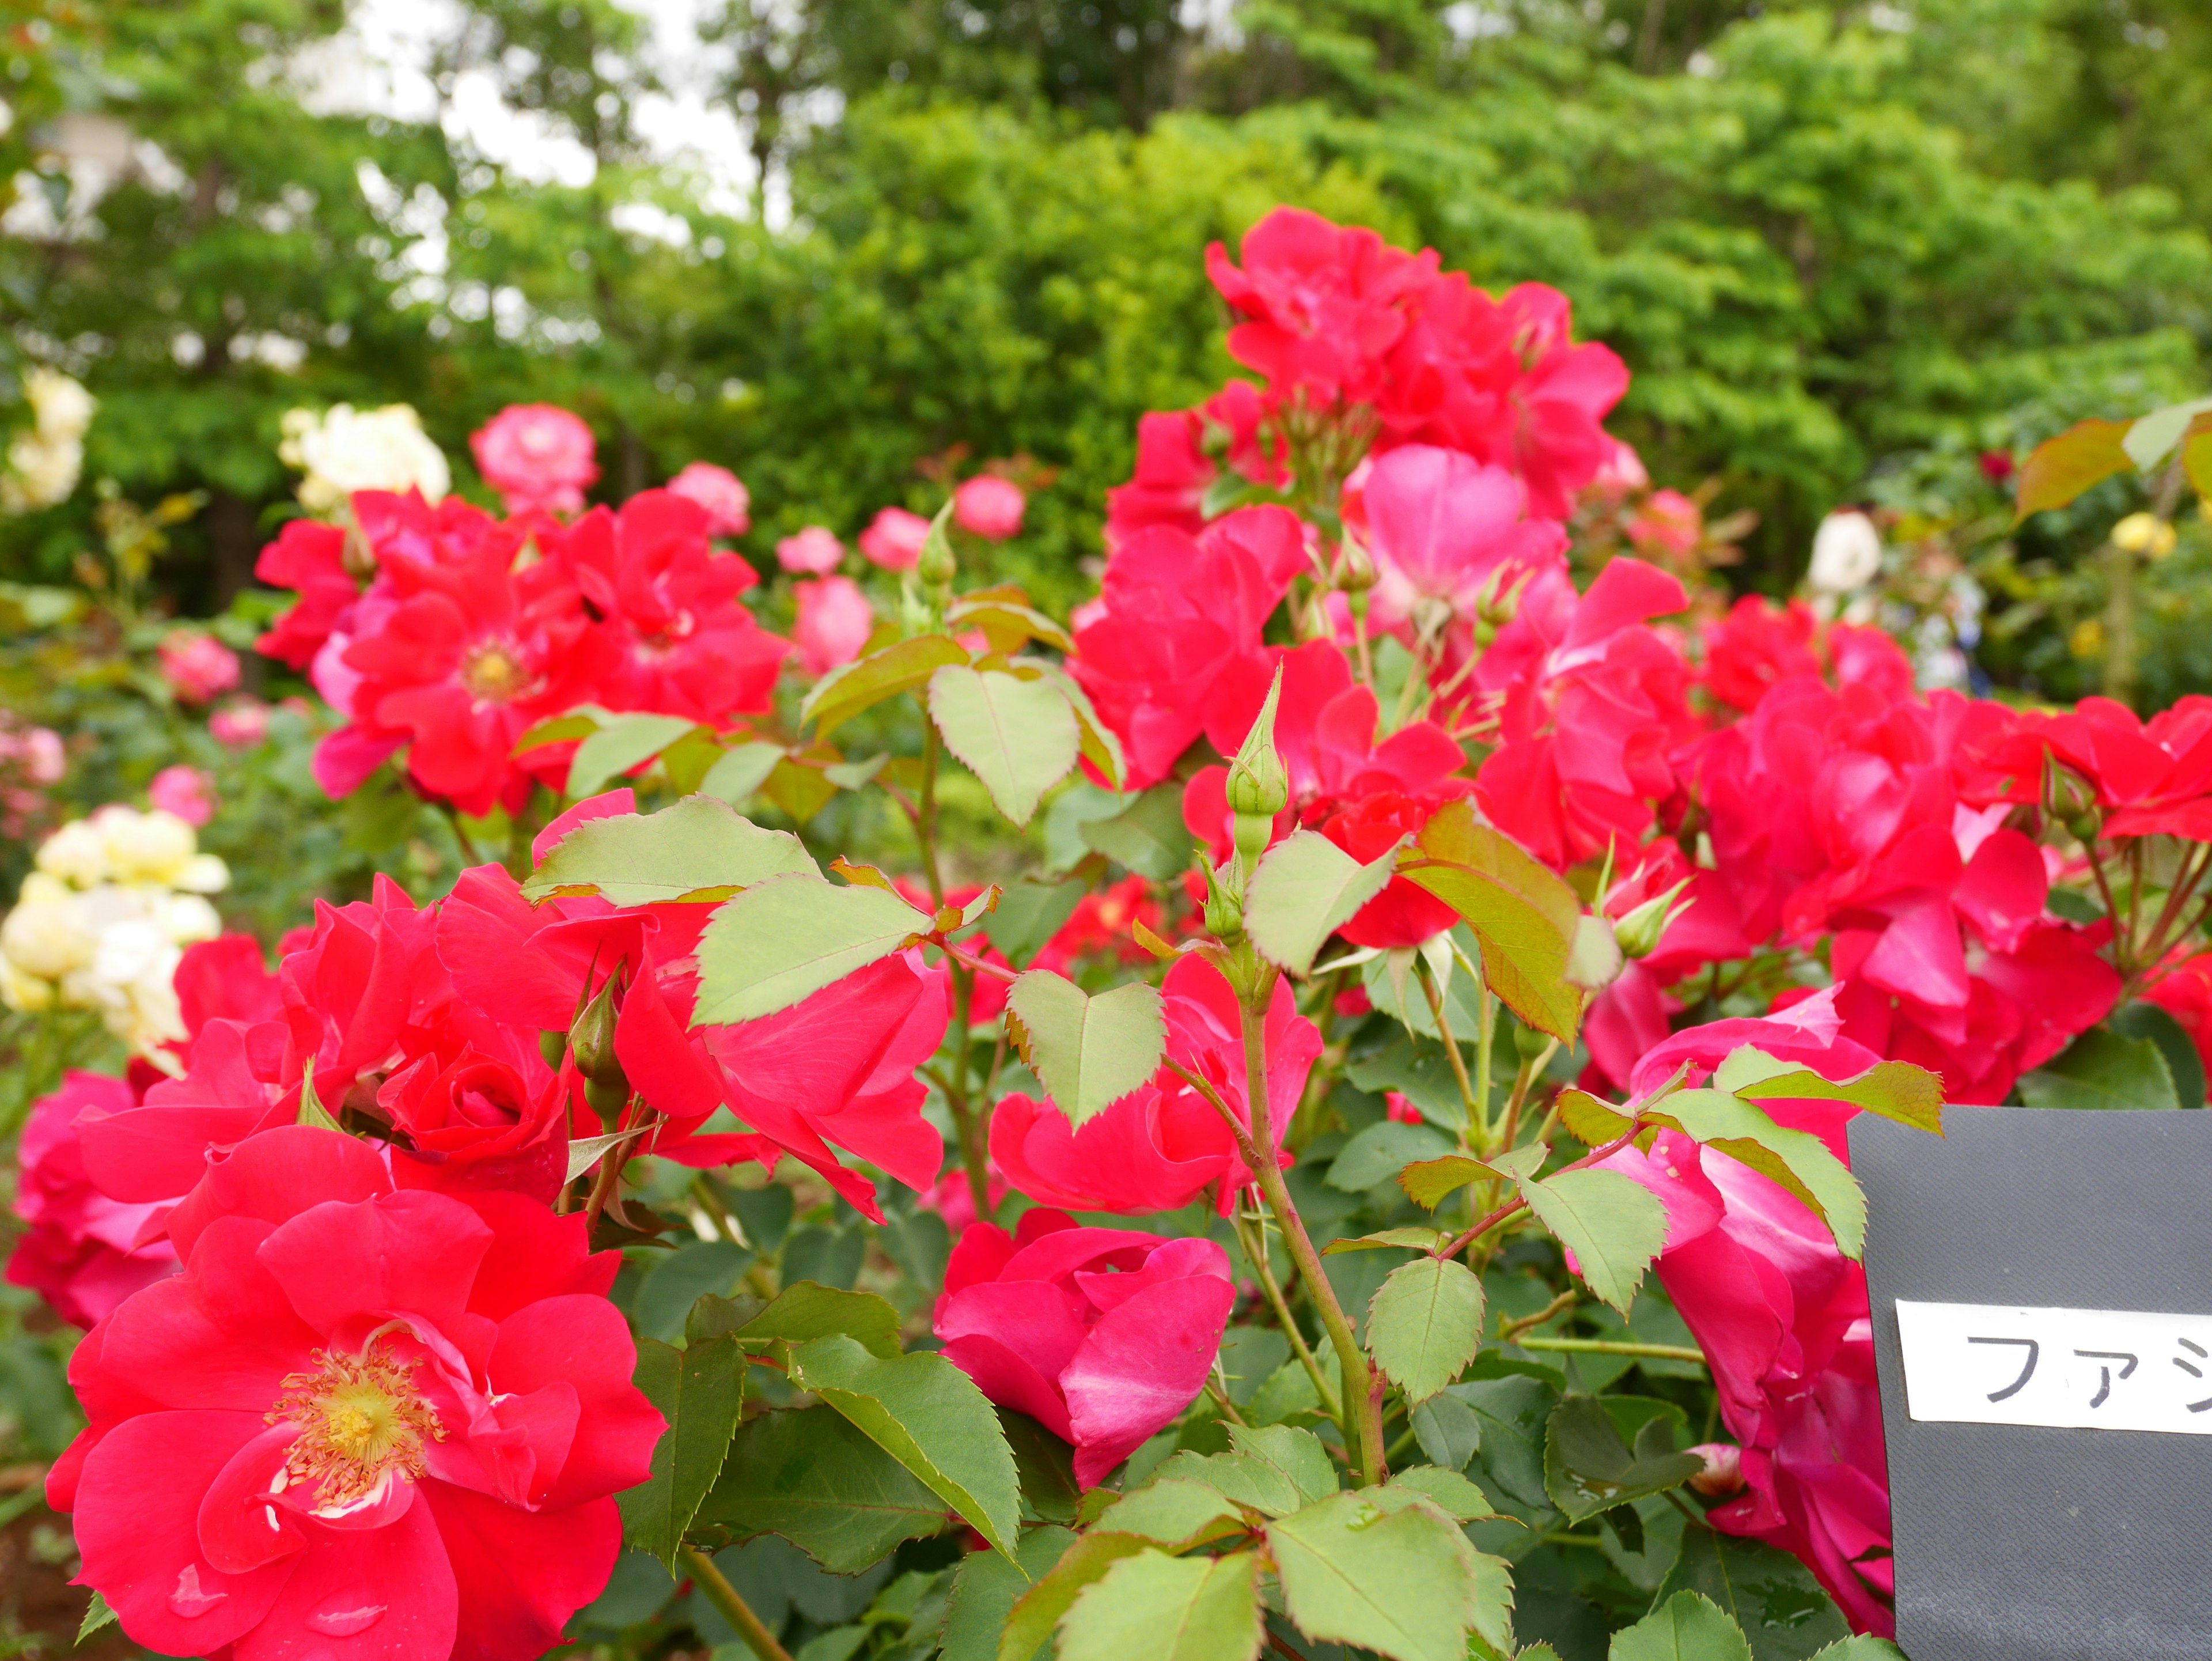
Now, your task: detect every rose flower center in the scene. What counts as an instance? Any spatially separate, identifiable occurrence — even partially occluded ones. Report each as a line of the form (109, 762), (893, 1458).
(268, 1343), (445, 1509)
(461, 643), (530, 702)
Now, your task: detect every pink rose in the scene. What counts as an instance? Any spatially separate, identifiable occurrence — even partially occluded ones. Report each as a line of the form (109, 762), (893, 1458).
(935, 1208), (1234, 1487)
(5, 1072), (177, 1329)
(468, 403), (599, 514)
(953, 475), (1025, 540)
(793, 576), (874, 675)
(858, 506), (931, 570)
(147, 765), (217, 828)
(156, 630), (241, 706)
(207, 701), (271, 749)
(666, 461), (750, 536)
(777, 525), (845, 575)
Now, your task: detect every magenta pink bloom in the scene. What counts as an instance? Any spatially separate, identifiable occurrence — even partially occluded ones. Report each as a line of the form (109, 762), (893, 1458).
(777, 525), (846, 576)
(52, 1125), (661, 1661)
(469, 403), (599, 515)
(158, 631), (243, 706)
(665, 461), (750, 536)
(990, 955), (1319, 1216)
(936, 1208), (1234, 1487)
(1595, 1004), (1900, 1635)
(210, 702), (274, 750)
(953, 476), (1025, 540)
(857, 507), (930, 570)
(5, 1073), (177, 1330)
(1354, 444), (1565, 628)
(793, 576), (874, 675)
(253, 520), (359, 672)
(148, 765), (217, 828)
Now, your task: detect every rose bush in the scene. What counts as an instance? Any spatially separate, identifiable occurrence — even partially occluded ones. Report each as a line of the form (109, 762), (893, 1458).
(5, 207), (2209, 1661)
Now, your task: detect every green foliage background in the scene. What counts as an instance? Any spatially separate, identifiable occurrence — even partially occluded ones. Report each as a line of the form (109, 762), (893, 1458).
(2, 0), (2208, 623)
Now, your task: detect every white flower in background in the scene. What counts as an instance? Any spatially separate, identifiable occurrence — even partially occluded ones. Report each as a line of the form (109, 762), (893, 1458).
(1, 804), (230, 1058)
(0, 366), (93, 514)
(1808, 509), (1884, 595)
(280, 402), (451, 516)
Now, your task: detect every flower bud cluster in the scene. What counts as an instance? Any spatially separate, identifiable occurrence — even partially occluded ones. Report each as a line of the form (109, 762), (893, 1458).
(0, 806), (229, 1055)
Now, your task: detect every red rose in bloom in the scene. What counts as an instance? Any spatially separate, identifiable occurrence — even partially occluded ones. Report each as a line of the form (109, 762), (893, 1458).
(378, 1026), (571, 1205)
(935, 1208), (1234, 1487)
(334, 501), (604, 816)
(1351, 444), (1565, 631)
(6, 1073), (176, 1329)
(1101, 384), (1282, 551)
(54, 1126), (661, 1661)
(471, 403), (599, 515)
(1702, 597), (1821, 716)
(990, 954), (1319, 1215)
(540, 490), (787, 724)
(2027, 695), (2212, 841)
(1067, 505), (1307, 787)
(1594, 1005), (1903, 1636)
(254, 520), (357, 672)
(1467, 556), (1694, 870)
(1319, 792), (1461, 948)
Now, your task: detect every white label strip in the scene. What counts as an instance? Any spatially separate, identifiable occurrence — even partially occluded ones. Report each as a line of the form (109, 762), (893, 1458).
(1897, 1300), (2212, 1434)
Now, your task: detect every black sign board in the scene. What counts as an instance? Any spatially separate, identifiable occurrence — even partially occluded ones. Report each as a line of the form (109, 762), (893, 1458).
(1854, 1106), (2212, 1660)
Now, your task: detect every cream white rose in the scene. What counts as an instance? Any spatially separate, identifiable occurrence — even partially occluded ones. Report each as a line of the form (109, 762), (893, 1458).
(34, 818), (111, 886)
(0, 892), (94, 979)
(281, 402), (450, 516)
(97, 807), (199, 884)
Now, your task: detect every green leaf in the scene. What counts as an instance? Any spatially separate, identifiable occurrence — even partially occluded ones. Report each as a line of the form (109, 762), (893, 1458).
(1154, 1425), (1338, 1519)
(692, 875), (930, 1024)
(1806, 1643), (1907, 1660)
(2017, 1024), (2179, 1112)
(1402, 802), (1584, 1043)
(802, 633), (971, 735)
(701, 1406), (951, 1573)
(997, 1533), (1156, 1661)
(1646, 1088), (1868, 1259)
(786, 1334), (1023, 1561)
(1453, 1375), (1560, 1509)
(1384, 1465), (1499, 1521)
(941, 1525), (1075, 1661)
(1080, 785), (1194, 880)
(77, 1591), (118, 1644)
(1517, 1168), (1668, 1314)
(982, 876), (1088, 967)
(1398, 1142), (1545, 1209)
(2123, 396), (2212, 471)
(994, 1408), (1080, 1524)
(1243, 830), (1400, 975)
(1410, 1392), (1484, 1473)
(566, 1126), (649, 1184)
(512, 705), (615, 754)
(1556, 1088), (1635, 1148)
(296, 1058), (342, 1133)
(723, 1282), (903, 1359)
(1730, 1055), (1945, 1134)
(1322, 1226), (1446, 1255)
(2113, 1000), (2207, 1108)
(1608, 1591), (1753, 1661)
(928, 664), (1082, 827)
(618, 1333), (747, 1567)
(1059, 1549), (1263, 1661)
(524, 794), (819, 905)
(1016, 658), (1128, 791)
(1005, 970), (1166, 1127)
(2014, 417), (2134, 520)
(1328, 1120), (1454, 1191)
(1089, 1479), (1251, 1550)
(1543, 1397), (1703, 1523)
(1268, 1490), (1494, 1661)
(566, 713), (699, 800)
(1656, 1524), (1850, 1660)
(698, 741), (786, 807)
(1367, 1256), (1486, 1403)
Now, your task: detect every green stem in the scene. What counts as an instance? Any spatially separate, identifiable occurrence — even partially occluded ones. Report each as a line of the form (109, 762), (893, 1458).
(681, 1545), (794, 1661)
(1232, 1210), (1341, 1418)
(916, 722), (945, 905)
(1419, 964), (1482, 1141)
(1472, 981), (1494, 1145)
(1517, 1337), (1707, 1365)
(1235, 969), (1388, 1486)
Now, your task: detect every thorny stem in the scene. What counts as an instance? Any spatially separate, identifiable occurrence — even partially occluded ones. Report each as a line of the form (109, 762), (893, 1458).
(1230, 1207), (1340, 1418)
(939, 943), (1020, 985)
(681, 1545), (795, 1661)
(1173, 1049), (1381, 1478)
(1438, 1197), (1528, 1263)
